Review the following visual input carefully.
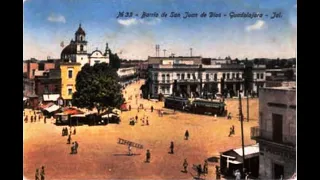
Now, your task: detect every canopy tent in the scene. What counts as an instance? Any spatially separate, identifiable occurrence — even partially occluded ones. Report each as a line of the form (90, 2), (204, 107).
(44, 104), (60, 113)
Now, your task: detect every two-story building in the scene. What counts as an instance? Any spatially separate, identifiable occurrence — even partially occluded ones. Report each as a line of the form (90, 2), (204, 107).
(147, 56), (266, 98)
(60, 62), (81, 106)
(251, 86), (296, 179)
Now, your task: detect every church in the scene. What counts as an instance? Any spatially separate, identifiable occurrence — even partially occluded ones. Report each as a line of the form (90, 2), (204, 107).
(60, 24), (110, 67)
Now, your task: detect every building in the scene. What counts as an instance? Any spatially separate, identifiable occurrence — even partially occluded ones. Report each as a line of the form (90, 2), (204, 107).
(34, 69), (61, 100)
(60, 62), (81, 106)
(251, 86), (296, 179)
(265, 68), (296, 87)
(23, 58), (57, 98)
(117, 66), (139, 87)
(60, 24), (110, 67)
(147, 56), (266, 98)
(220, 144), (260, 178)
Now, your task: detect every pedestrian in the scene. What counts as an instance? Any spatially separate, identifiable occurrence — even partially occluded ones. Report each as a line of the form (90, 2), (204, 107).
(146, 149), (151, 163)
(67, 134), (71, 144)
(38, 115), (40, 122)
(31, 116), (33, 123)
(44, 117), (46, 124)
(74, 141), (79, 154)
(185, 130), (189, 140)
(203, 160), (208, 174)
(197, 164), (202, 178)
(146, 119), (149, 126)
(183, 159), (188, 173)
(170, 141), (174, 154)
(228, 127), (233, 137)
(62, 128), (64, 136)
(65, 128), (68, 136)
(129, 105), (131, 111)
(227, 112), (232, 119)
(232, 125), (235, 135)
(40, 166), (45, 180)
(35, 168), (40, 180)
(216, 166), (221, 179)
(128, 144), (132, 156)
(73, 127), (76, 135)
(142, 119), (145, 125)
(234, 169), (241, 180)
(135, 115), (138, 123)
(151, 106), (154, 112)
(71, 142), (75, 154)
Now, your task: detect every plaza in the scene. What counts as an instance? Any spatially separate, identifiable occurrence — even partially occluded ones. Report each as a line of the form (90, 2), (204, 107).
(23, 80), (259, 179)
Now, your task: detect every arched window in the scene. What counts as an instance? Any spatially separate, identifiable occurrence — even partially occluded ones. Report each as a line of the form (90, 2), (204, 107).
(80, 45), (84, 51)
(214, 74), (217, 80)
(80, 36), (83, 41)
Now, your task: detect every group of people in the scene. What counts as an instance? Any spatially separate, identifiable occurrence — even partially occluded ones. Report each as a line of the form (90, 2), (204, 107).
(35, 166), (45, 180)
(191, 160), (209, 178)
(228, 125), (235, 137)
(63, 127), (76, 137)
(62, 126), (79, 154)
(24, 110), (46, 124)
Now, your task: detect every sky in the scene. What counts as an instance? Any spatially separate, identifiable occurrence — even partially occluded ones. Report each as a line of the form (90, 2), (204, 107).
(23, 0), (297, 60)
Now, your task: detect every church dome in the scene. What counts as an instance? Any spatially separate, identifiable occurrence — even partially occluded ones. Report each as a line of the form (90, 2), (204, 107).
(75, 24), (86, 36)
(61, 43), (77, 60)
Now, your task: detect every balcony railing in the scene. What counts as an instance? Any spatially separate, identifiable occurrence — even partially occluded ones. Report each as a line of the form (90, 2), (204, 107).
(251, 126), (296, 147)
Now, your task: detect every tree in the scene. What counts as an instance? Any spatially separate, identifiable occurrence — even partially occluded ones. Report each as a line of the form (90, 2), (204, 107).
(72, 63), (125, 114)
(243, 62), (253, 95)
(109, 50), (121, 69)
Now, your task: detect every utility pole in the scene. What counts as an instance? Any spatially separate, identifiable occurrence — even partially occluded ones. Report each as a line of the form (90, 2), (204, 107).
(238, 91), (246, 175)
(247, 90), (249, 122)
(163, 49), (166, 57)
(190, 48), (193, 57)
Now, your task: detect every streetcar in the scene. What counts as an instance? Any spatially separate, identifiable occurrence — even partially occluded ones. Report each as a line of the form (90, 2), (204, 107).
(190, 98), (226, 116)
(164, 96), (190, 111)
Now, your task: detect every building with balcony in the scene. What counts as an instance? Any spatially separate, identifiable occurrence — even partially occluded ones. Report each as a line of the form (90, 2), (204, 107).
(147, 57), (266, 98)
(117, 66), (139, 87)
(251, 87), (296, 179)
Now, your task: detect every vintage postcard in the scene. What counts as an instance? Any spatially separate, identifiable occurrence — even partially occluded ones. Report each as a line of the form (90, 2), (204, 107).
(23, 0), (296, 179)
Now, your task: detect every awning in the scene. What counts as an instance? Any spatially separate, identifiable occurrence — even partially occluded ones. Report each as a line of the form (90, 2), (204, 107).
(43, 94), (60, 101)
(233, 144), (259, 159)
(102, 113), (119, 118)
(55, 113), (66, 116)
(71, 114), (86, 118)
(44, 104), (60, 113)
(112, 108), (121, 114)
(229, 160), (242, 164)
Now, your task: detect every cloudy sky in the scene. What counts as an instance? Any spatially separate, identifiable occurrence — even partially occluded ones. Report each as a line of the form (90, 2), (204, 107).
(23, 0), (297, 60)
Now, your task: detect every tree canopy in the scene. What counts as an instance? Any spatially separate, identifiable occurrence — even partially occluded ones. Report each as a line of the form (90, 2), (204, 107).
(109, 49), (121, 69)
(72, 63), (125, 113)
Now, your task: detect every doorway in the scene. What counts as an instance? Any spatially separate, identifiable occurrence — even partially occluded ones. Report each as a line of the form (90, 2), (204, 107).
(273, 163), (284, 179)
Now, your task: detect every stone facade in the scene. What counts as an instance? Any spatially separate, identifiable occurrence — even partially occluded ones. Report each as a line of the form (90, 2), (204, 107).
(254, 87), (296, 179)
